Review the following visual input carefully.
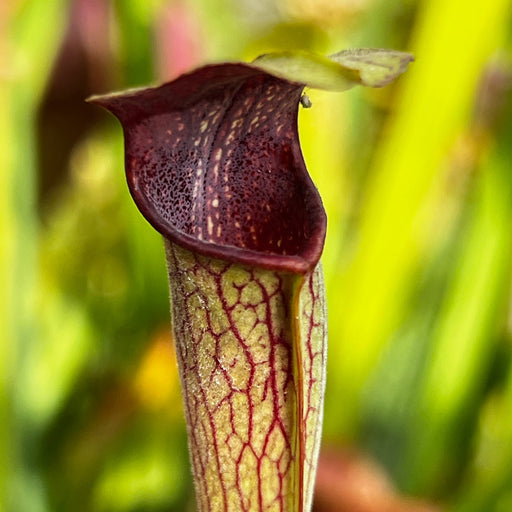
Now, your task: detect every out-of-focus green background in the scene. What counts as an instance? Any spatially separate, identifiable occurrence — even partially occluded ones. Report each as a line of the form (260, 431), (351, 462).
(3, 0), (512, 510)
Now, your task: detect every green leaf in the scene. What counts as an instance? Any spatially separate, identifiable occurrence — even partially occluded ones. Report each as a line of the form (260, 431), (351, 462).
(252, 48), (414, 91)
(252, 51), (361, 91)
(329, 48), (415, 87)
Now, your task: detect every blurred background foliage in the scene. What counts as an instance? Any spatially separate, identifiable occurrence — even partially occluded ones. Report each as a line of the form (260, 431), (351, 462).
(2, 0), (512, 510)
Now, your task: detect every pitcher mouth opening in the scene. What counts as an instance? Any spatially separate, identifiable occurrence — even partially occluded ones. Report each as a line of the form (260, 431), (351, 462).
(92, 64), (327, 274)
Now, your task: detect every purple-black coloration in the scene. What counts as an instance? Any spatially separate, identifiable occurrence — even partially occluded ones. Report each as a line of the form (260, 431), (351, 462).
(91, 64), (326, 274)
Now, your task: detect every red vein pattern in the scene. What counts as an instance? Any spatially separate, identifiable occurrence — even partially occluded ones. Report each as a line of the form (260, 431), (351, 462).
(166, 242), (326, 511)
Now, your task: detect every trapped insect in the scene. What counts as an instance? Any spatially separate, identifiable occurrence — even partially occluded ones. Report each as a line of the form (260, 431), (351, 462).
(300, 93), (312, 108)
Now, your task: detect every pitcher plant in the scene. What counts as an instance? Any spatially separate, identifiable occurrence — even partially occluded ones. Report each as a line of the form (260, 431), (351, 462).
(89, 48), (413, 512)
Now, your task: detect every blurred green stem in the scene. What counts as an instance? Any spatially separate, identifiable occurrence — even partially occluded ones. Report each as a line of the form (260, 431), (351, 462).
(328, 0), (512, 441)
(1, 2), (68, 510)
